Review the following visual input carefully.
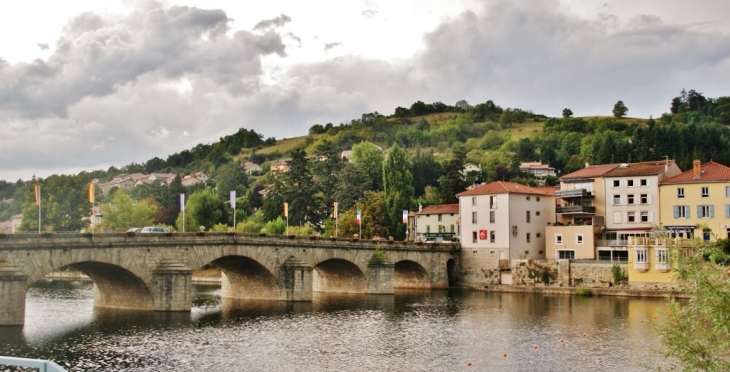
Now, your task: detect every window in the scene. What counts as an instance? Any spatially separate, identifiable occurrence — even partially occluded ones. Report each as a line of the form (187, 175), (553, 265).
(438, 225), (445, 233)
(613, 180), (620, 187)
(613, 195), (621, 205)
(673, 205), (689, 219)
(489, 231), (495, 243)
(489, 196), (497, 209)
(640, 179), (648, 186)
(526, 196), (531, 201)
(536, 211), (540, 216)
(677, 187), (685, 198)
(526, 233), (531, 243)
(438, 214), (442, 222)
(726, 186), (730, 198)
(558, 250), (575, 259)
(555, 234), (563, 244)
(536, 233), (541, 238)
(627, 212), (636, 223)
(489, 211), (495, 223)
(426, 225), (431, 233)
(628, 179), (634, 187)
(472, 231), (477, 243)
(640, 211), (649, 222)
(698, 205), (715, 218)
(472, 197), (476, 206)
(636, 249), (648, 263)
(627, 194), (635, 204)
(640, 194), (648, 204)
(450, 225), (455, 233)
(472, 212), (477, 224)
(537, 197), (541, 201)
(526, 211), (531, 223)
(657, 249), (669, 264)
(702, 187), (709, 197)
(576, 234), (584, 244)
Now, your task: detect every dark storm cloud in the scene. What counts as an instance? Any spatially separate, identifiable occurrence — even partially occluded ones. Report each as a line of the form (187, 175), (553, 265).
(253, 14), (292, 31)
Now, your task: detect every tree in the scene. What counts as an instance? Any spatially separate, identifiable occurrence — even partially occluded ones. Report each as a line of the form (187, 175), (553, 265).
(176, 188), (222, 231)
(613, 100), (628, 118)
(215, 163), (248, 201)
(562, 108), (573, 118)
(334, 162), (372, 212)
(408, 149), (443, 198)
(20, 174), (90, 232)
(351, 141), (384, 190)
(281, 148), (322, 228)
(655, 239), (730, 371)
(382, 143), (414, 240)
(438, 147), (467, 203)
(102, 192), (156, 231)
(336, 191), (389, 239)
(312, 139), (343, 218)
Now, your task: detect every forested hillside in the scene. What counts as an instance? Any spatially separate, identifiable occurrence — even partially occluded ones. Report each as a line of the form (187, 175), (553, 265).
(5, 89), (730, 239)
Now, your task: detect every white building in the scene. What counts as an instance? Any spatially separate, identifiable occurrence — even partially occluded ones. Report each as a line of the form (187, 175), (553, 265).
(414, 204), (459, 243)
(457, 181), (555, 273)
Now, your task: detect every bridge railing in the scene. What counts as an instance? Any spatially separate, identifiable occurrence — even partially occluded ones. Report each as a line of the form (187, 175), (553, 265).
(0, 356), (67, 372)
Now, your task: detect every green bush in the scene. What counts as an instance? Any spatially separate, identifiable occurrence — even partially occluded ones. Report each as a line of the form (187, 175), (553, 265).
(612, 264), (627, 284)
(576, 287), (593, 297)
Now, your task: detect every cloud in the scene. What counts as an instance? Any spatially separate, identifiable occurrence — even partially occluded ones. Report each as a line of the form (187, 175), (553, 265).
(36, 43), (50, 50)
(253, 14), (292, 31)
(324, 42), (341, 51)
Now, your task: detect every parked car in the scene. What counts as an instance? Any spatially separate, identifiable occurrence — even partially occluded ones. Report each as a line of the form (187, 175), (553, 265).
(126, 228), (143, 233)
(140, 226), (168, 233)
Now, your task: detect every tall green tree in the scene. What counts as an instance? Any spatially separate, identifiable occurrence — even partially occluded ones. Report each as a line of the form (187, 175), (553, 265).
(281, 148), (322, 229)
(20, 174), (90, 232)
(102, 192), (156, 231)
(336, 191), (389, 239)
(612, 100), (628, 118)
(408, 149), (442, 198)
(382, 143), (413, 240)
(351, 141), (384, 190)
(176, 188), (222, 231)
(312, 139), (343, 218)
(215, 162), (248, 201)
(438, 147), (467, 203)
(334, 162), (372, 212)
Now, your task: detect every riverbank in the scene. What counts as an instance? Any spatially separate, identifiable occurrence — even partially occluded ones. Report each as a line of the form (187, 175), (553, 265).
(473, 284), (690, 299)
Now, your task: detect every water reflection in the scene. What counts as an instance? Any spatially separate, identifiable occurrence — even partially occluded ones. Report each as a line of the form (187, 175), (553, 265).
(0, 281), (673, 371)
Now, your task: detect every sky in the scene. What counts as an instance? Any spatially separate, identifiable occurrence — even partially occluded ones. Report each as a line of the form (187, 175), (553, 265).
(1, 0), (729, 182)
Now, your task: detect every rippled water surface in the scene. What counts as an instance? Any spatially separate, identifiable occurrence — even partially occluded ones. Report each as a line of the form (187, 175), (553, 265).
(0, 281), (672, 371)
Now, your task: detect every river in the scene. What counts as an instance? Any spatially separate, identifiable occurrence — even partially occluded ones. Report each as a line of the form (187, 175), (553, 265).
(0, 281), (673, 371)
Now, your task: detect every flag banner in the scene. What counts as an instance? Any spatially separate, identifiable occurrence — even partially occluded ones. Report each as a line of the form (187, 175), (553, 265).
(356, 210), (361, 225)
(402, 209), (408, 224)
(284, 202), (288, 217)
(180, 194), (185, 211)
(230, 190), (236, 209)
(88, 183), (95, 204)
(34, 185), (40, 206)
(333, 202), (338, 219)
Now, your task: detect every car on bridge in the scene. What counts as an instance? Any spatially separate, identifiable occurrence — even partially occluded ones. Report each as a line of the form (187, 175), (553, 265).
(126, 228), (143, 233)
(140, 226), (168, 233)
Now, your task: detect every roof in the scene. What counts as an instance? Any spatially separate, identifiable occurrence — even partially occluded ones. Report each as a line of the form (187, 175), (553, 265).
(519, 161), (554, 170)
(456, 181), (553, 197)
(532, 186), (558, 196)
(416, 204), (459, 215)
(560, 163), (620, 180)
(602, 160), (675, 177)
(660, 161), (730, 184)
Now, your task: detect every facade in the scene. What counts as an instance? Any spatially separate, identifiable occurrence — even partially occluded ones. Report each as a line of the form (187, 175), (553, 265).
(243, 162), (262, 175)
(414, 204), (459, 243)
(626, 236), (697, 290)
(519, 161), (557, 178)
(270, 161), (291, 174)
(457, 181), (555, 271)
(659, 160), (730, 241)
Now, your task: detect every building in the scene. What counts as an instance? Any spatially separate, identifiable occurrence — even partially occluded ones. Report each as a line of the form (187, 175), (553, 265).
(519, 161), (557, 178)
(11, 213), (22, 233)
(626, 235), (696, 290)
(270, 161), (291, 174)
(97, 173), (145, 195)
(243, 162), (262, 175)
(457, 181), (555, 273)
(414, 204), (459, 243)
(181, 172), (208, 187)
(659, 160), (730, 241)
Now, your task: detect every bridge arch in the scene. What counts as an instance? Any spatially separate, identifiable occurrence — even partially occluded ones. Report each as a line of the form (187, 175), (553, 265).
(69, 261), (154, 310)
(394, 260), (431, 289)
(210, 255), (280, 300)
(313, 259), (366, 293)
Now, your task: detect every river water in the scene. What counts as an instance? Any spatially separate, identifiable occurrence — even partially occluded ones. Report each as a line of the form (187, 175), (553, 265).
(0, 281), (673, 371)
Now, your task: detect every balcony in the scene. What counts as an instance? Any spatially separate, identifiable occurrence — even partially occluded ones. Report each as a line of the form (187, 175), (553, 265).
(555, 189), (593, 199)
(556, 205), (596, 214)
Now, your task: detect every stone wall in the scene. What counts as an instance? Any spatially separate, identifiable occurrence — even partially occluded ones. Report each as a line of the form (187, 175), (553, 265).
(509, 259), (628, 288)
(459, 268), (501, 287)
(511, 259), (561, 286)
(571, 263), (625, 288)
(629, 281), (678, 291)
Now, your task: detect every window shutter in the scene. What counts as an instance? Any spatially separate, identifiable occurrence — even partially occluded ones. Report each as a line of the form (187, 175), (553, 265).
(686, 205), (691, 218)
(710, 205), (715, 218)
(697, 205), (703, 218)
(648, 212), (654, 222)
(673, 206), (679, 218)
(647, 194), (652, 204)
(726, 186), (730, 198)
(613, 211), (622, 224)
(726, 204), (730, 218)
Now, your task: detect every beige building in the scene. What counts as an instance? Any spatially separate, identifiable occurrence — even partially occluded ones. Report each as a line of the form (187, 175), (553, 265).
(519, 161), (557, 178)
(457, 181), (555, 271)
(414, 204), (459, 243)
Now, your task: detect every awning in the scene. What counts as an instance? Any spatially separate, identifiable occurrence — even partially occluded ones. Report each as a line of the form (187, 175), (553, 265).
(664, 225), (697, 230)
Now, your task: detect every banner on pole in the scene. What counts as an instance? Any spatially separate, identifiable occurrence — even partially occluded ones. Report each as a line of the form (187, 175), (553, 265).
(230, 190), (236, 209)
(283, 202), (288, 217)
(402, 210), (408, 224)
(356, 210), (361, 225)
(180, 194), (185, 211)
(333, 202), (338, 219)
(34, 185), (40, 206)
(88, 184), (95, 204)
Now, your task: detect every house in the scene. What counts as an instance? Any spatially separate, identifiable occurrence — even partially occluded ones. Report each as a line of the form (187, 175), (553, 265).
(243, 162), (262, 175)
(519, 161), (557, 178)
(147, 173), (177, 184)
(181, 172), (207, 187)
(414, 204), (460, 243)
(270, 161), (291, 174)
(98, 175), (138, 195)
(340, 150), (353, 161)
(659, 160), (730, 241)
(626, 235), (695, 290)
(461, 163), (482, 175)
(457, 181), (555, 277)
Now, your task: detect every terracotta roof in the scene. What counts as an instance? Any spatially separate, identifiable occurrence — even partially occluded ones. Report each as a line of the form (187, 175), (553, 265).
(532, 186), (558, 196)
(560, 163), (619, 180)
(456, 181), (553, 197)
(603, 160), (675, 177)
(660, 161), (730, 184)
(416, 204), (459, 215)
(519, 161), (554, 170)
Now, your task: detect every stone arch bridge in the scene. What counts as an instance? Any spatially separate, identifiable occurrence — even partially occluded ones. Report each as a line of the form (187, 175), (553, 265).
(0, 233), (459, 325)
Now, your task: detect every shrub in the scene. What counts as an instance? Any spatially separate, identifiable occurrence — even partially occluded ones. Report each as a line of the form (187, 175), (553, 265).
(576, 287), (593, 297)
(612, 264), (627, 285)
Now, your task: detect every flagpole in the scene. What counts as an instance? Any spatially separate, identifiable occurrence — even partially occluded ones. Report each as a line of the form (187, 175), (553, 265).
(334, 202), (338, 238)
(38, 186), (41, 234)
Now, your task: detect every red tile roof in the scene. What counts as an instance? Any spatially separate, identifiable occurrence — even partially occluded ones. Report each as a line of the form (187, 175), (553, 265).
(603, 160), (675, 177)
(560, 163), (619, 180)
(416, 204), (459, 215)
(456, 181), (553, 197)
(660, 161), (730, 184)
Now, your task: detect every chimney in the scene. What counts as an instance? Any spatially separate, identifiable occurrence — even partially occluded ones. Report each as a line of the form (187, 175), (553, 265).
(692, 160), (702, 179)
